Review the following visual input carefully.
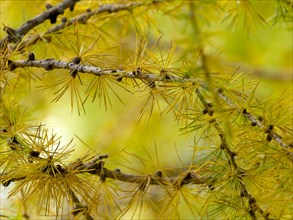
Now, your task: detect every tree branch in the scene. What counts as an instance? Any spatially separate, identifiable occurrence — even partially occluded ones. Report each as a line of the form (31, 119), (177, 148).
(80, 160), (204, 187)
(196, 88), (274, 220)
(7, 57), (292, 159)
(1, 155), (204, 188)
(13, 1), (147, 51)
(215, 87), (293, 160)
(0, 0), (80, 49)
(7, 58), (182, 82)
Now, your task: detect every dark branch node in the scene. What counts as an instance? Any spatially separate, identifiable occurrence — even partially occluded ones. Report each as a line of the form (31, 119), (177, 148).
(238, 170), (246, 177)
(45, 3), (53, 9)
(10, 136), (20, 145)
(160, 69), (167, 75)
(208, 184), (215, 191)
(86, 8), (92, 13)
(266, 134), (272, 142)
(164, 74), (172, 80)
(30, 150), (40, 158)
(202, 103), (214, 116)
(114, 168), (121, 174)
(267, 124), (274, 132)
(217, 88), (224, 93)
(250, 121), (257, 126)
(154, 170), (163, 178)
(100, 174), (106, 182)
(98, 154), (108, 159)
(7, 60), (16, 71)
(230, 151), (237, 158)
(209, 119), (216, 124)
(69, 2), (77, 12)
(61, 17), (67, 23)
(133, 67), (142, 76)
(28, 150), (41, 163)
(88, 161), (103, 174)
(27, 52), (35, 61)
(1, 128), (8, 133)
(249, 197), (256, 205)
(242, 108), (248, 114)
(44, 63), (53, 71)
(248, 209), (256, 217)
(180, 172), (193, 187)
(70, 70), (78, 78)
(202, 108), (209, 115)
(116, 77), (123, 82)
(48, 12), (59, 24)
(258, 116), (264, 122)
(208, 110), (214, 116)
(72, 56), (81, 64)
(220, 144), (225, 149)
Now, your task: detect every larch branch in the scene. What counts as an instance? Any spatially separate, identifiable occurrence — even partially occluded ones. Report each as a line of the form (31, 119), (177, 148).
(7, 57), (292, 157)
(0, 0), (79, 49)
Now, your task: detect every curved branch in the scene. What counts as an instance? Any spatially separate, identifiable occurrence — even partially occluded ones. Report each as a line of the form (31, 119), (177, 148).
(0, 0), (79, 49)
(14, 1), (147, 51)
